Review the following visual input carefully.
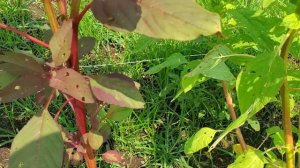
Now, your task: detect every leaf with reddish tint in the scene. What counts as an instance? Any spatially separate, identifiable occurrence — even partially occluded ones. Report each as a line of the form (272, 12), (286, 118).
(49, 20), (72, 66)
(8, 109), (64, 168)
(0, 52), (44, 72)
(49, 68), (95, 103)
(102, 150), (123, 164)
(79, 37), (96, 58)
(89, 75), (144, 109)
(0, 73), (49, 103)
(91, 0), (221, 41)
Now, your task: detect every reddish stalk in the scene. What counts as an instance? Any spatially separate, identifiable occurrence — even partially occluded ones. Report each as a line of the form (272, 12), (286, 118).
(55, 98), (75, 122)
(222, 81), (247, 152)
(0, 23), (49, 48)
(68, 2), (97, 168)
(57, 0), (67, 17)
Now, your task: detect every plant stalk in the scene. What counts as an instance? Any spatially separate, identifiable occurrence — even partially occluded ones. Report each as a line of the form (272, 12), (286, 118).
(280, 29), (296, 168)
(0, 23), (49, 48)
(57, 0), (67, 17)
(222, 81), (247, 152)
(43, 0), (59, 32)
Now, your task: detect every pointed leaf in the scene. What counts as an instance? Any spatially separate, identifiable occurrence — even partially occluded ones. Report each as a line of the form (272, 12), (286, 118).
(79, 37), (96, 58)
(184, 127), (217, 154)
(9, 110), (64, 168)
(102, 150), (123, 163)
(145, 53), (187, 74)
(49, 68), (95, 103)
(49, 20), (72, 66)
(266, 126), (285, 154)
(228, 149), (265, 168)
(236, 53), (285, 113)
(89, 75), (144, 109)
(91, 0), (221, 41)
(106, 105), (133, 121)
(247, 116), (260, 131)
(0, 52), (43, 72)
(186, 45), (235, 81)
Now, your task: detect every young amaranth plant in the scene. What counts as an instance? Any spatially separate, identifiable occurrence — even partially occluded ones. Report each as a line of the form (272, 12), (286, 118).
(0, 0), (221, 167)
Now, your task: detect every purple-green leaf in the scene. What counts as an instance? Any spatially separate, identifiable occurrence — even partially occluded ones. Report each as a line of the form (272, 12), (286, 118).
(91, 0), (221, 41)
(8, 109), (64, 168)
(79, 37), (96, 58)
(0, 73), (49, 103)
(89, 74), (144, 109)
(49, 68), (95, 103)
(49, 20), (72, 66)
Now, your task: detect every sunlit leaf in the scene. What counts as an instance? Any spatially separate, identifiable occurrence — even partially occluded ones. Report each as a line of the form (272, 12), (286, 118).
(9, 110), (64, 168)
(49, 68), (95, 103)
(102, 150), (123, 163)
(78, 37), (96, 58)
(91, 0), (221, 41)
(89, 74), (144, 109)
(263, 0), (276, 8)
(49, 20), (72, 66)
(86, 131), (104, 150)
(186, 45), (235, 81)
(232, 144), (256, 154)
(145, 53), (187, 75)
(106, 105), (133, 121)
(228, 149), (265, 168)
(184, 127), (217, 154)
(237, 53), (284, 113)
(266, 126), (285, 154)
(283, 13), (300, 29)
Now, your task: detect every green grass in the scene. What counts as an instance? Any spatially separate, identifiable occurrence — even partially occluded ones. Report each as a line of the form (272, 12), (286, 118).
(0, 1), (283, 168)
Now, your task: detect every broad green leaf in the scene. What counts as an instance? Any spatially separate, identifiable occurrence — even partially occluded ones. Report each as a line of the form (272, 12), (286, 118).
(186, 45), (235, 81)
(288, 69), (300, 88)
(78, 37), (96, 58)
(184, 127), (217, 154)
(266, 160), (286, 168)
(91, 0), (221, 41)
(49, 68), (95, 103)
(228, 149), (265, 168)
(266, 126), (285, 154)
(263, 0), (276, 8)
(9, 110), (64, 168)
(106, 105), (133, 121)
(102, 150), (123, 163)
(49, 20), (72, 66)
(247, 116), (260, 131)
(236, 53), (284, 113)
(89, 74), (144, 109)
(133, 35), (158, 53)
(145, 53), (187, 75)
(283, 13), (300, 29)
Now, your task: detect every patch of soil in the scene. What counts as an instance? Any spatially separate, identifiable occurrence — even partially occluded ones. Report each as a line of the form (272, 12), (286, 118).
(0, 147), (10, 168)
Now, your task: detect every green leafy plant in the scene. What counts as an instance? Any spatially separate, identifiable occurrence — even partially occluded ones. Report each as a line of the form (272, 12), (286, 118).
(0, 0), (221, 167)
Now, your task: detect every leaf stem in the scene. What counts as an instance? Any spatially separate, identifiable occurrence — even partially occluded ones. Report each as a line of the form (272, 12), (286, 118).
(70, 0), (81, 18)
(0, 23), (49, 48)
(280, 29), (296, 168)
(221, 81), (247, 152)
(57, 0), (67, 17)
(54, 98), (75, 122)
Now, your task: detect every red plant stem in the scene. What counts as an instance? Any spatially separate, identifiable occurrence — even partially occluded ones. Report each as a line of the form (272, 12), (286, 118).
(0, 23), (49, 48)
(76, 2), (93, 24)
(69, 3), (97, 168)
(55, 98), (75, 122)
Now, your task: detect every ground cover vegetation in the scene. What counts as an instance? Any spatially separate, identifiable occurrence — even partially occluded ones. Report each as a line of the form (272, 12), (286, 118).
(1, 0), (300, 168)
